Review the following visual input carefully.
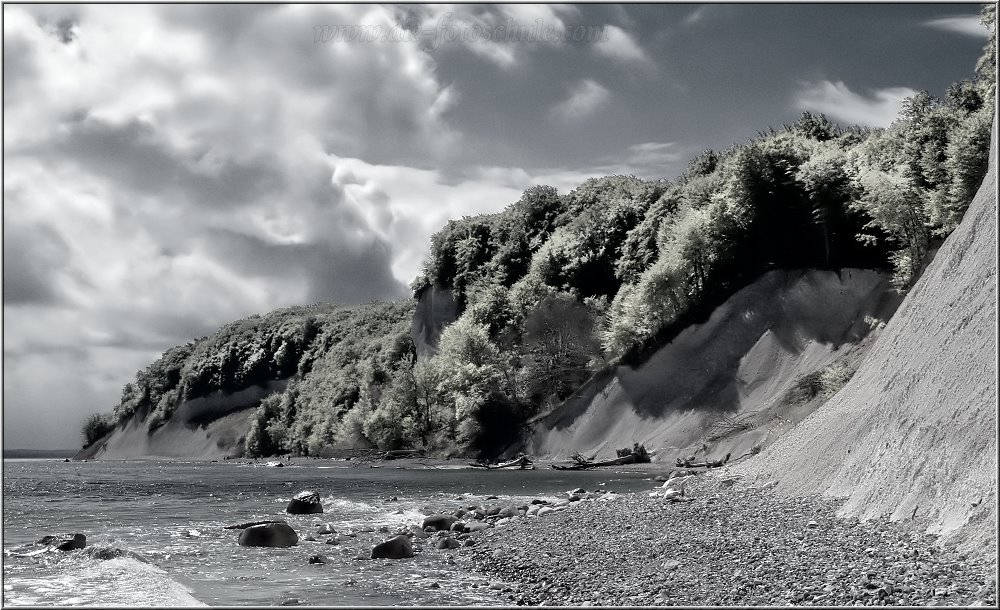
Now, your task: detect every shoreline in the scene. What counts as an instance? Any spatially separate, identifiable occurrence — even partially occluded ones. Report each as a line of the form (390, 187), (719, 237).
(465, 472), (998, 606)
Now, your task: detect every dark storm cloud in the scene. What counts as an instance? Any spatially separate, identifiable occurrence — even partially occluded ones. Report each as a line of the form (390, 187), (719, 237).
(33, 119), (286, 212)
(204, 229), (407, 305)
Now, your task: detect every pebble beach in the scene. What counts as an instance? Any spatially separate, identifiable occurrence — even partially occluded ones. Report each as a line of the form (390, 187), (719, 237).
(466, 473), (998, 607)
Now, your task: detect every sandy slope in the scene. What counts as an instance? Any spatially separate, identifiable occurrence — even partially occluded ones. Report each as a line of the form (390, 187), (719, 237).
(734, 119), (997, 560)
(78, 381), (287, 460)
(529, 268), (899, 463)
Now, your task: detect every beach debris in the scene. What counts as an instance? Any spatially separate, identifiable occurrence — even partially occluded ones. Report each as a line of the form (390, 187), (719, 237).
(675, 452), (731, 469)
(551, 444), (650, 470)
(470, 455), (535, 470)
(224, 519), (285, 530)
(287, 490), (323, 515)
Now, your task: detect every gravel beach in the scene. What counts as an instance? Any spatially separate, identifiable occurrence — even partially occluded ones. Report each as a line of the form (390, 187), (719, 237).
(466, 473), (998, 606)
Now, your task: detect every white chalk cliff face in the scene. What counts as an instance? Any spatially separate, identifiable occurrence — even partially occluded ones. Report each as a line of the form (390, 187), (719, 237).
(736, 118), (997, 561)
(529, 268), (899, 462)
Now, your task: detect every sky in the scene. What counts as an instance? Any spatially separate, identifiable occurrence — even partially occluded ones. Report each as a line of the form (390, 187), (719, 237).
(2, 3), (991, 449)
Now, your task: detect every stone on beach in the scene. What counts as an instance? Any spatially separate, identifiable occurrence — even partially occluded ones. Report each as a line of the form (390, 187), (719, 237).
(36, 533), (86, 551)
(238, 521), (298, 547)
(286, 490), (323, 514)
(422, 514), (458, 530)
(371, 535), (414, 559)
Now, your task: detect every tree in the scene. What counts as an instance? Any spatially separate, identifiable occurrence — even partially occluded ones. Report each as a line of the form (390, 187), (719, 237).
(520, 294), (601, 405)
(81, 412), (115, 448)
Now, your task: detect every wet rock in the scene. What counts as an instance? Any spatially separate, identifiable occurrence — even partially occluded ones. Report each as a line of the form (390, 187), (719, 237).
(316, 523), (336, 535)
(37, 533), (86, 551)
(422, 514), (458, 530)
(308, 555), (326, 564)
(371, 535), (414, 559)
(286, 490), (323, 515)
(238, 522), (298, 548)
(436, 537), (461, 550)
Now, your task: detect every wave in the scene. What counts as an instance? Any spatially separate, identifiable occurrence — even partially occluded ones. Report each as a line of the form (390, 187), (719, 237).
(3, 544), (205, 607)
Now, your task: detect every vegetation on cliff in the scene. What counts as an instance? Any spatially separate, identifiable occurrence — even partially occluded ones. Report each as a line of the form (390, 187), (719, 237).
(84, 6), (995, 459)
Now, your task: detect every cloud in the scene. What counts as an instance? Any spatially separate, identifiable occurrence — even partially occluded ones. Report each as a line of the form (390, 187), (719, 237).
(593, 25), (651, 67)
(551, 79), (611, 121)
(793, 80), (918, 128)
(411, 4), (579, 69)
(2, 3), (474, 448)
(924, 15), (990, 39)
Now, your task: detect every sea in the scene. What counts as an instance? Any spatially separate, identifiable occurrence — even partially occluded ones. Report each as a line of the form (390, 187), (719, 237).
(2, 459), (661, 606)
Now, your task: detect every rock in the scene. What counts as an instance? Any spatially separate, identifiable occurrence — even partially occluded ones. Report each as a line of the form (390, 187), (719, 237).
(486, 505), (503, 517)
(572, 488), (586, 494)
(286, 490), (323, 515)
(316, 523), (336, 535)
(537, 506), (555, 517)
(485, 495), (499, 500)
(663, 559), (681, 571)
(436, 537), (461, 550)
(409, 525), (429, 539)
(464, 538), (477, 547)
(497, 506), (518, 519)
(422, 514), (458, 530)
(36, 533), (86, 551)
(371, 535), (414, 559)
(304, 534), (316, 542)
(238, 522), (298, 547)
(324, 537), (340, 545)
(308, 554), (326, 564)
(530, 499), (548, 505)
(429, 581), (440, 589)
(568, 495), (581, 502)
(465, 522), (491, 533)
(807, 520), (819, 529)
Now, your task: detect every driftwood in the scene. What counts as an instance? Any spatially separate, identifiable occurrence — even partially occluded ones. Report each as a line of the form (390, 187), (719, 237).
(382, 449), (425, 460)
(223, 520), (285, 530)
(675, 452), (731, 469)
(469, 455), (534, 470)
(552, 444), (651, 470)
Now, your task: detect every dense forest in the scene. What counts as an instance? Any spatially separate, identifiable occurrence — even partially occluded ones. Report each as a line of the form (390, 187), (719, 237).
(83, 6), (995, 458)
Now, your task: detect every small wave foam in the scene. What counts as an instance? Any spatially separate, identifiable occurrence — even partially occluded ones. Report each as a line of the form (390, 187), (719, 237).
(3, 545), (204, 607)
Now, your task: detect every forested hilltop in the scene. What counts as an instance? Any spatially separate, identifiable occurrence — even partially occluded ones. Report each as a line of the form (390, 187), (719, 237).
(82, 6), (995, 459)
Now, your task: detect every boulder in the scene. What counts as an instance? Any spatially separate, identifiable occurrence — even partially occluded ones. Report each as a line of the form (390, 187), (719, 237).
(371, 535), (414, 559)
(286, 490), (323, 515)
(537, 506), (555, 517)
(435, 537), (461, 550)
(37, 533), (86, 551)
(464, 522), (490, 533)
(497, 506), (518, 518)
(238, 522), (298, 547)
(422, 514), (457, 530)
(449, 521), (466, 532)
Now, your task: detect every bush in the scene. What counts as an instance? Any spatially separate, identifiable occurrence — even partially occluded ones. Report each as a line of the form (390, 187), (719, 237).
(81, 412), (115, 448)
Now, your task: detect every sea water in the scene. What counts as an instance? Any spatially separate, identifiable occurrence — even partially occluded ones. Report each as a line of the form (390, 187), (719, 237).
(2, 459), (659, 606)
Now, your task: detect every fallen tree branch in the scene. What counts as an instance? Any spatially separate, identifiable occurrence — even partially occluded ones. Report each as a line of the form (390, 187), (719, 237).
(675, 452), (731, 469)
